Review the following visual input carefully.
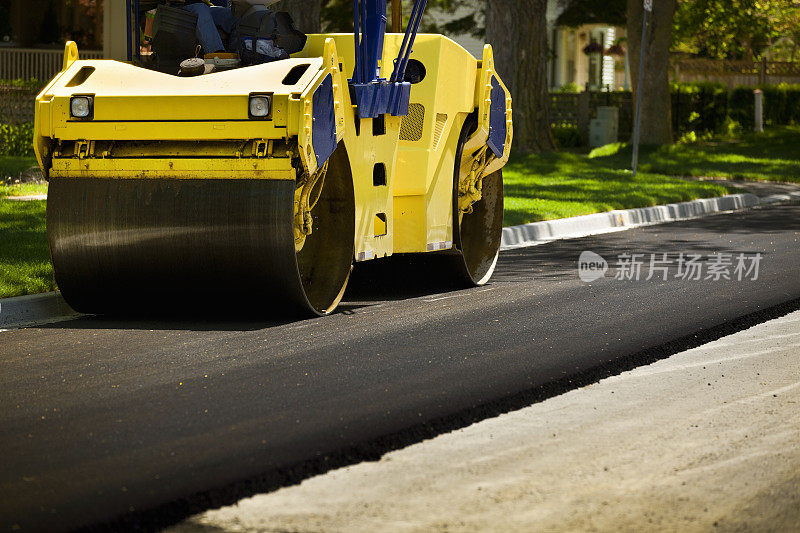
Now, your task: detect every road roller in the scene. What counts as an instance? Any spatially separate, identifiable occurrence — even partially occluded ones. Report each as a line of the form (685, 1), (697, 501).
(33, 0), (513, 316)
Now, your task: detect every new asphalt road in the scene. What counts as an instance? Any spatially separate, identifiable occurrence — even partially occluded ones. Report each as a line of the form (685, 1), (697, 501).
(1, 204), (799, 531)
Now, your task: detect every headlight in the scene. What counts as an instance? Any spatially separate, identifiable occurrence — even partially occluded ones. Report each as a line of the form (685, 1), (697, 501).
(249, 95), (271, 119)
(70, 96), (93, 119)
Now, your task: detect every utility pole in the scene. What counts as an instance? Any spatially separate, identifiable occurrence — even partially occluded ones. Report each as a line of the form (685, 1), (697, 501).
(632, 0), (652, 177)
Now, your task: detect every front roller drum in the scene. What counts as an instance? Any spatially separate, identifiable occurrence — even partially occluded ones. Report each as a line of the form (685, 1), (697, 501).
(452, 116), (504, 286)
(47, 148), (355, 317)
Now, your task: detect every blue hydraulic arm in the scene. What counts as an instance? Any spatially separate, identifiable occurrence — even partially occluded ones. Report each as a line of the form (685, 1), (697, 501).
(126, 0), (141, 62)
(349, 0), (427, 119)
(390, 0), (427, 83)
(352, 0), (385, 85)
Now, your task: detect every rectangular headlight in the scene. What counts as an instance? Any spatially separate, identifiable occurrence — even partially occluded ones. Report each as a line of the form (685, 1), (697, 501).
(70, 96), (93, 119)
(249, 95), (271, 119)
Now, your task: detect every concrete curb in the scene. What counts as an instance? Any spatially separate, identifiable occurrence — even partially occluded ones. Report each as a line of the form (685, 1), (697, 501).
(0, 291), (79, 330)
(501, 193), (762, 250)
(0, 191), (795, 329)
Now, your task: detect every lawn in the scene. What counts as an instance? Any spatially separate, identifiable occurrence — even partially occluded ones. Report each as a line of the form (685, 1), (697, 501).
(0, 156), (53, 298)
(504, 152), (732, 227)
(503, 125), (800, 226)
(590, 126), (800, 183)
(0, 199), (53, 298)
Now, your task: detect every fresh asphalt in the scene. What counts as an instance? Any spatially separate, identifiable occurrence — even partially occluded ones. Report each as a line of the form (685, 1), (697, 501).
(1, 204), (799, 531)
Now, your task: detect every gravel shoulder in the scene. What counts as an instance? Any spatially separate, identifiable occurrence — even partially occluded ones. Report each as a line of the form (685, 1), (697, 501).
(174, 311), (800, 533)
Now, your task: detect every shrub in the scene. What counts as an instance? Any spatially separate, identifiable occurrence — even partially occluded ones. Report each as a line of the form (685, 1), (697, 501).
(730, 83), (800, 129)
(555, 83), (581, 94)
(0, 123), (35, 157)
(670, 82), (728, 137)
(729, 86), (756, 129)
(720, 117), (743, 138)
(551, 123), (582, 148)
(0, 78), (45, 91)
(761, 83), (800, 125)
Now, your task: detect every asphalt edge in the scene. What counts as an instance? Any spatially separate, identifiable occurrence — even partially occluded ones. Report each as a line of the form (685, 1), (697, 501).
(2, 192), (798, 330)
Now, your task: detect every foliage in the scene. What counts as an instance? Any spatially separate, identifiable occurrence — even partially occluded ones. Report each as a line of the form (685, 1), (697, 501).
(730, 83), (800, 129)
(0, 79), (46, 91)
(672, 0), (799, 60)
(668, 82), (800, 139)
(721, 116), (744, 138)
(551, 123), (582, 148)
(0, 123), (35, 157)
(758, 83), (800, 125)
(555, 82), (581, 94)
(670, 81), (729, 136)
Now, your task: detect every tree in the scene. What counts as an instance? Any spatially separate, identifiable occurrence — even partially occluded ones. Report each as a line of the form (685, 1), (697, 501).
(672, 0), (800, 61)
(486, 0), (555, 153)
(627, 0), (676, 145)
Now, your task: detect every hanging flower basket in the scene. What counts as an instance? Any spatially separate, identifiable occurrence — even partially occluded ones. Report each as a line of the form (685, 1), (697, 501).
(582, 42), (604, 55)
(605, 44), (626, 56)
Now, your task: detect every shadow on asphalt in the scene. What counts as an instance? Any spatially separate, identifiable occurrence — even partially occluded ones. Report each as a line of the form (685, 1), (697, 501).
(40, 205), (797, 333)
(39, 303), (374, 332)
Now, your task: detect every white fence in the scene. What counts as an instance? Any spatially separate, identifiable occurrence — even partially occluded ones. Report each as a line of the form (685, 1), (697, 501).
(672, 58), (800, 88)
(0, 47), (104, 82)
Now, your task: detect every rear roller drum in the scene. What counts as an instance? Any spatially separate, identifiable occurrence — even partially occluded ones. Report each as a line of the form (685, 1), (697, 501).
(47, 145), (355, 317)
(451, 115), (504, 286)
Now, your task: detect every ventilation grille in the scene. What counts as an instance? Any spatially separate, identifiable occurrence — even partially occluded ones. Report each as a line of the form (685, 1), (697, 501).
(400, 103), (425, 141)
(432, 113), (448, 150)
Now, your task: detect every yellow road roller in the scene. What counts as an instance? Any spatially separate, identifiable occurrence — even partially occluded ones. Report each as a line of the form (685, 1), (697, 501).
(33, 0), (512, 316)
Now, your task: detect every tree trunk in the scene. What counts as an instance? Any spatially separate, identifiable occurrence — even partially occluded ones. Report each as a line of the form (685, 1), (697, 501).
(627, 0), (676, 145)
(485, 0), (555, 154)
(271, 0), (322, 34)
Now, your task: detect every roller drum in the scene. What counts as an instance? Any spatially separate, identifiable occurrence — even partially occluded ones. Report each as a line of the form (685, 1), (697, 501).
(47, 149), (355, 316)
(451, 115), (504, 286)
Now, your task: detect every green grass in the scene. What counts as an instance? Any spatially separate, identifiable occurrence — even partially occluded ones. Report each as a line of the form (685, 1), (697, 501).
(588, 126), (800, 182)
(503, 125), (800, 226)
(503, 152), (733, 226)
(0, 200), (53, 298)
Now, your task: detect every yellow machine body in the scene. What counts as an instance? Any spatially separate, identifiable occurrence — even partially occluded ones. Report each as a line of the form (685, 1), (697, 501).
(35, 35), (513, 316)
